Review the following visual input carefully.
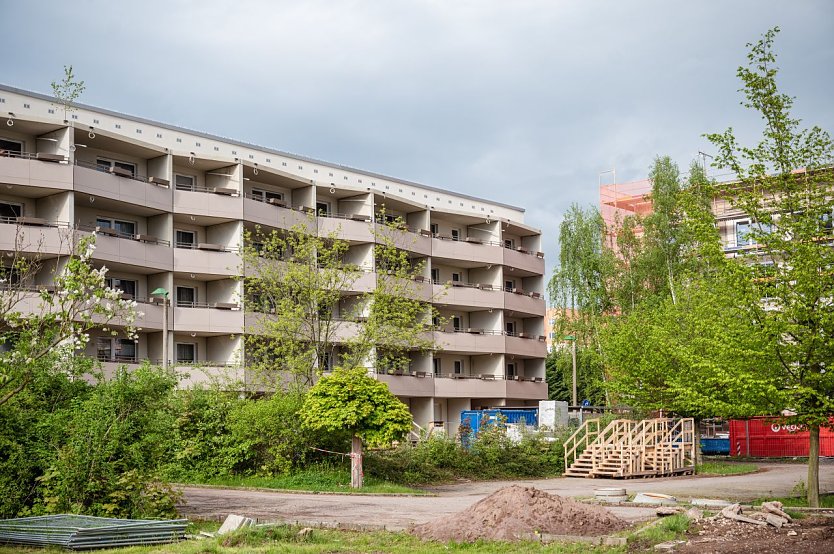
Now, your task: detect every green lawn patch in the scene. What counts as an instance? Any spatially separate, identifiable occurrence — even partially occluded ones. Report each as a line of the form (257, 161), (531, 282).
(179, 465), (425, 495)
(628, 514), (690, 551)
(696, 461), (758, 476)
(0, 524), (625, 554)
(753, 493), (834, 508)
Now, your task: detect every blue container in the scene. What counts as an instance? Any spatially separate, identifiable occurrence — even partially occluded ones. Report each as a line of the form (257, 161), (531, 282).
(460, 408), (539, 436)
(700, 437), (730, 455)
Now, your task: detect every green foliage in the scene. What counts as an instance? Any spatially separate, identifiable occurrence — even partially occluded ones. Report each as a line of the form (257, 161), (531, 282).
(301, 367), (412, 447)
(546, 347), (606, 405)
(50, 65), (85, 120)
(365, 427), (568, 486)
(1, 234), (139, 406)
(34, 364), (179, 518)
(242, 220), (359, 390)
(164, 388), (348, 480)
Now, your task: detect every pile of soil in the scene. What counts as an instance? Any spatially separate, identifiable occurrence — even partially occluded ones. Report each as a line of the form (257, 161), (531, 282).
(412, 485), (628, 542)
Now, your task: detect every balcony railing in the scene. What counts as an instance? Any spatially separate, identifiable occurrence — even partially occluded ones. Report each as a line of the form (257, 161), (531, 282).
(0, 216), (70, 228)
(75, 159), (170, 188)
(0, 150), (67, 163)
(175, 300), (241, 310)
(77, 224), (171, 247)
(174, 242), (239, 252)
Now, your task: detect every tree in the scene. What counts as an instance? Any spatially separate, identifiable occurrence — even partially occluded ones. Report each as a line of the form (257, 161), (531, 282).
(51, 65), (85, 121)
(344, 215), (440, 373)
(705, 27), (834, 507)
(0, 230), (139, 406)
(547, 204), (616, 404)
(242, 219), (361, 390)
(300, 367), (412, 488)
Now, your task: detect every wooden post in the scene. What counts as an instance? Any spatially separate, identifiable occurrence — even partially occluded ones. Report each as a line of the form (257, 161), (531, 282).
(808, 425), (820, 507)
(350, 434), (363, 489)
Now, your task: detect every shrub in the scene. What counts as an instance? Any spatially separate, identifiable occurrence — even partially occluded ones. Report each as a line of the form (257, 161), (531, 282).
(33, 363), (179, 518)
(365, 424), (568, 485)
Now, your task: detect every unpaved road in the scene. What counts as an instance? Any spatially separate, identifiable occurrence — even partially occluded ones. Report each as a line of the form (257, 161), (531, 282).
(179, 462), (833, 530)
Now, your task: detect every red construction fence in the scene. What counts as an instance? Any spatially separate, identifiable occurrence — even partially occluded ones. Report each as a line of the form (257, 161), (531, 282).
(729, 417), (834, 457)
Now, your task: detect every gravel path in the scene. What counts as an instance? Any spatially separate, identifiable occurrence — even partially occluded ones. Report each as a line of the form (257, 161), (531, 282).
(178, 461), (833, 530)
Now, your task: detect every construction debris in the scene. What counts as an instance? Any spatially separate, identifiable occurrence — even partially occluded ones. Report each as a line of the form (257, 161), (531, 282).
(633, 492), (678, 505)
(0, 514), (187, 550)
(656, 507), (684, 517)
(198, 514), (255, 538)
(760, 501), (793, 522)
(719, 503), (767, 526)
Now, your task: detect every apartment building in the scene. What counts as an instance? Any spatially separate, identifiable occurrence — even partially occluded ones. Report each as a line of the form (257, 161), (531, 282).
(0, 84), (547, 435)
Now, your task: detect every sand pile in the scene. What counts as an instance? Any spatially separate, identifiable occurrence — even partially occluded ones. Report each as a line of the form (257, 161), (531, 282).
(412, 485), (628, 542)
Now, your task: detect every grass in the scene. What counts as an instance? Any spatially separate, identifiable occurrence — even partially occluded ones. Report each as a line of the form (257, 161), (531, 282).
(177, 465), (426, 495)
(628, 514), (690, 550)
(696, 461), (758, 476)
(0, 524), (625, 554)
(753, 492), (834, 508)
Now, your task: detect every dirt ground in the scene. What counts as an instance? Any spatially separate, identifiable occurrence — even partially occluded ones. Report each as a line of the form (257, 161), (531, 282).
(677, 516), (834, 554)
(178, 461), (833, 531)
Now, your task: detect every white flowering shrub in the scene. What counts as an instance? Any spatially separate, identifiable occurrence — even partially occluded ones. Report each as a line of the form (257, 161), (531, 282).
(0, 233), (138, 405)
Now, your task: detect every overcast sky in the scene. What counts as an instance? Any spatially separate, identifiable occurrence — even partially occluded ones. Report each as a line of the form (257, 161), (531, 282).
(2, 1), (833, 267)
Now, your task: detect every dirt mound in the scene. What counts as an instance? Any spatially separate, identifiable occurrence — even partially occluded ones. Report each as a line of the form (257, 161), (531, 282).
(412, 485), (628, 542)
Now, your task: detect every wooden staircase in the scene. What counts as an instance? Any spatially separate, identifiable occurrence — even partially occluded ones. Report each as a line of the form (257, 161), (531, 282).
(564, 418), (695, 479)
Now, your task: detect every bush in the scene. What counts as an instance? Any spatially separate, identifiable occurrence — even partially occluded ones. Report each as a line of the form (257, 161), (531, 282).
(365, 424), (569, 486)
(33, 364), (179, 518)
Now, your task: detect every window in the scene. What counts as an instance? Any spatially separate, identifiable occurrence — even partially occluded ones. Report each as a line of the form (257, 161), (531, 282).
(0, 138), (23, 155)
(176, 230), (196, 248)
(176, 286), (196, 307)
(96, 217), (136, 237)
(316, 201), (330, 216)
(431, 315), (440, 327)
(735, 220), (753, 247)
(505, 280), (515, 292)
(453, 360), (463, 375)
(433, 358), (441, 376)
(451, 272), (462, 283)
(504, 238), (515, 249)
(452, 316), (462, 331)
(451, 228), (460, 241)
(251, 188), (284, 203)
(506, 363), (516, 378)
(430, 223), (439, 236)
(97, 337), (137, 362)
(176, 343), (196, 363)
(175, 174), (195, 191)
(105, 278), (137, 299)
(0, 202), (22, 220)
(821, 211), (833, 234)
(430, 268), (440, 284)
(96, 158), (136, 177)
(505, 321), (516, 336)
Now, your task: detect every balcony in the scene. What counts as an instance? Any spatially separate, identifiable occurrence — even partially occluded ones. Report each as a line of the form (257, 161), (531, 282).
(434, 282), (502, 309)
(433, 329), (505, 354)
(174, 187), (243, 219)
(503, 246), (545, 274)
(243, 195), (308, 229)
(504, 289), (546, 316)
(505, 334), (547, 357)
(0, 220), (70, 256)
(173, 305), (244, 334)
(376, 372), (435, 397)
(74, 162), (171, 211)
(431, 235), (503, 265)
(0, 153), (72, 192)
(376, 224), (432, 256)
(84, 227), (173, 271)
(174, 244), (241, 276)
(433, 374), (546, 399)
(176, 364), (244, 388)
(318, 214), (375, 243)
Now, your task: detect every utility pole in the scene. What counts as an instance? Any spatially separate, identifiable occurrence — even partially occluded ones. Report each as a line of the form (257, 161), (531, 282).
(564, 335), (578, 406)
(151, 288), (169, 370)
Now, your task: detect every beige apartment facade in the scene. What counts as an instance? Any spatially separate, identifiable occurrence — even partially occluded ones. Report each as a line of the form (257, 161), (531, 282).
(0, 85), (547, 435)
